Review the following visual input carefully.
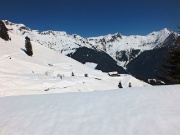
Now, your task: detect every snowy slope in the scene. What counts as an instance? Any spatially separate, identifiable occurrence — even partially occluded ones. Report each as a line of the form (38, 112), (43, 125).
(0, 30), (149, 96)
(0, 85), (180, 135)
(3, 20), (178, 67)
(3, 20), (93, 55)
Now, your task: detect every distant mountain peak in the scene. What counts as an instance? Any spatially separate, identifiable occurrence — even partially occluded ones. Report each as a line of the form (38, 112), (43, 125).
(159, 28), (172, 35)
(149, 28), (172, 36)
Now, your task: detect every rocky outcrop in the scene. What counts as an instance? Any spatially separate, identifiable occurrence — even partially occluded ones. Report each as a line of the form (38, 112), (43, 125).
(0, 21), (10, 41)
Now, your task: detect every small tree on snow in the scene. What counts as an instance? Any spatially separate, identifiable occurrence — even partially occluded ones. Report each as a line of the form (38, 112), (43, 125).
(25, 36), (33, 56)
(72, 72), (74, 76)
(128, 82), (132, 88)
(118, 81), (123, 88)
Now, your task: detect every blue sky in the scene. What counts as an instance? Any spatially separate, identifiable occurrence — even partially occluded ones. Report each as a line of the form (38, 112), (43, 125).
(1, 0), (180, 37)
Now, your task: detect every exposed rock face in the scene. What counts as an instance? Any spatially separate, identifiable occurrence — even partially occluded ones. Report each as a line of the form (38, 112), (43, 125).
(0, 21), (10, 41)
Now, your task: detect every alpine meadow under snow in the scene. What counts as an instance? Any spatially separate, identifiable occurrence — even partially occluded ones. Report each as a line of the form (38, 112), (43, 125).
(0, 20), (180, 135)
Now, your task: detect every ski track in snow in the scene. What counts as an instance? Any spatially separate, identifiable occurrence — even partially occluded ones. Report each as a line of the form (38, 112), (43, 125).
(0, 85), (180, 135)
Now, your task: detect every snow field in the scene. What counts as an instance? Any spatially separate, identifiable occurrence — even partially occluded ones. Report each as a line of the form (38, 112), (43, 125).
(0, 32), (149, 96)
(0, 85), (180, 135)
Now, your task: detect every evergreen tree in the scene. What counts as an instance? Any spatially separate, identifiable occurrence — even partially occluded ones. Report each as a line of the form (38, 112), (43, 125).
(118, 81), (123, 88)
(25, 36), (33, 56)
(161, 45), (180, 84)
(160, 27), (180, 84)
(0, 21), (10, 41)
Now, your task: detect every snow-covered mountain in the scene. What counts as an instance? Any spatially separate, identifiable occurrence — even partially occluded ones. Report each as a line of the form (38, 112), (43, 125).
(3, 20), (178, 66)
(87, 28), (178, 66)
(3, 20), (91, 55)
(0, 21), (149, 97)
(2, 20), (179, 84)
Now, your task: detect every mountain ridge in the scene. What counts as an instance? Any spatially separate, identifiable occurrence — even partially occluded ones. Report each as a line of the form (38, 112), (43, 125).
(3, 20), (177, 64)
(2, 20), (179, 84)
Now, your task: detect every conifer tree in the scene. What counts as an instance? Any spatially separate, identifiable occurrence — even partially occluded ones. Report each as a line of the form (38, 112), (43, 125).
(25, 36), (33, 56)
(160, 27), (180, 84)
(0, 21), (10, 41)
(118, 81), (123, 88)
(161, 45), (180, 84)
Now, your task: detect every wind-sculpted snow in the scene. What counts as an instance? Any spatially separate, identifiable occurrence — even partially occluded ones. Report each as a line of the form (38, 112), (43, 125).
(0, 85), (180, 135)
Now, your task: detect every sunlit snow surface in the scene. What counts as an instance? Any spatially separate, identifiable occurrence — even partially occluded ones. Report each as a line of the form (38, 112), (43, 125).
(0, 21), (180, 135)
(84, 62), (98, 69)
(0, 32), (149, 96)
(0, 85), (180, 135)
